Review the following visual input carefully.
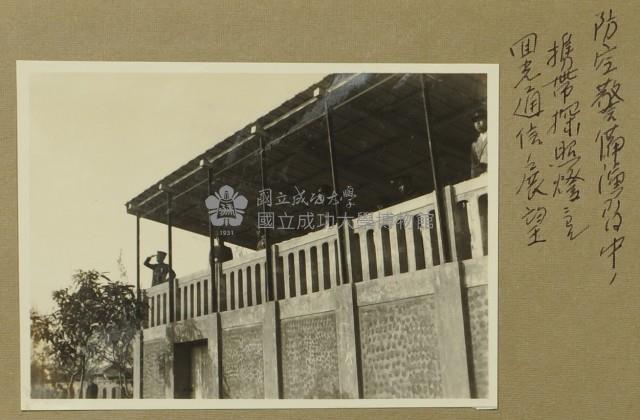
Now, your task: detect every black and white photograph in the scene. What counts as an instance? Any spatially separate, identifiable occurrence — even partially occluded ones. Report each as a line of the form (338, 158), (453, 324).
(18, 62), (498, 409)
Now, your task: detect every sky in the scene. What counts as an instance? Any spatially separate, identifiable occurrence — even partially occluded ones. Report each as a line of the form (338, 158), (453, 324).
(26, 70), (325, 313)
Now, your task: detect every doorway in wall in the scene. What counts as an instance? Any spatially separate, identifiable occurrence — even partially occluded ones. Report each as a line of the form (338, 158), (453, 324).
(173, 339), (208, 399)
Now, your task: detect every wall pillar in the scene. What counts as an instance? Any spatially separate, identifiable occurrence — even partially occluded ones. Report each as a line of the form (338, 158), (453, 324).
(271, 245), (280, 300)
(334, 284), (361, 398)
(262, 258), (268, 303)
(466, 193), (484, 258)
(304, 247), (313, 294)
(373, 228), (385, 279)
(212, 315), (222, 399)
(405, 221), (417, 272)
(282, 253), (291, 298)
(389, 223), (401, 275)
(358, 231), (370, 281)
(317, 244), (326, 290)
(262, 301), (280, 398)
(233, 271), (240, 309)
(132, 333), (141, 398)
(342, 223), (353, 284)
(442, 185), (459, 262)
(328, 240), (338, 288)
(164, 329), (174, 399)
(432, 261), (471, 398)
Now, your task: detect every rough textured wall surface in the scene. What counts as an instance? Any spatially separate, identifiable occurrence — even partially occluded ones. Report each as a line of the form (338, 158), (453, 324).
(359, 296), (443, 398)
(143, 338), (169, 398)
(221, 325), (264, 398)
(281, 313), (340, 398)
(466, 285), (489, 398)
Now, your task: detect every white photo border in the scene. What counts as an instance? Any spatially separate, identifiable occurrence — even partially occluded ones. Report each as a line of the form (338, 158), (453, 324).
(18, 61), (499, 410)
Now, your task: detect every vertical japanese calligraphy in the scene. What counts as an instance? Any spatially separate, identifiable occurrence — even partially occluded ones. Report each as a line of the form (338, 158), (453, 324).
(592, 9), (625, 284)
(510, 33), (548, 246)
(510, 9), (626, 284)
(545, 31), (589, 241)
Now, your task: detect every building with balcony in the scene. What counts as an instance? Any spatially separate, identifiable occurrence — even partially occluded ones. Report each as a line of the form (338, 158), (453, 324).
(126, 72), (491, 400)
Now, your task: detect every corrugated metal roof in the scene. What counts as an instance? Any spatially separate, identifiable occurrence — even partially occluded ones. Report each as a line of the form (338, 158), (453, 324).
(126, 73), (486, 249)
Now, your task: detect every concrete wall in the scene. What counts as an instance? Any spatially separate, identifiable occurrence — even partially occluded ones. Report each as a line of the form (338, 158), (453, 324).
(465, 284), (489, 398)
(221, 325), (264, 398)
(137, 259), (489, 399)
(359, 296), (442, 398)
(142, 338), (170, 398)
(281, 313), (340, 398)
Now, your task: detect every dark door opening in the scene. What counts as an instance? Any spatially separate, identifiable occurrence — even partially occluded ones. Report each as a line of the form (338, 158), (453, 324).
(173, 339), (208, 399)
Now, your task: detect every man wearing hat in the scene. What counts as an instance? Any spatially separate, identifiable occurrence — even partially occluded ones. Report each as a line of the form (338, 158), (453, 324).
(144, 251), (176, 287)
(470, 110), (488, 178)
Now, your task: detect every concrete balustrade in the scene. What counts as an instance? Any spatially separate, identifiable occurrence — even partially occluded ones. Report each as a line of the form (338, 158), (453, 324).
(143, 177), (488, 327)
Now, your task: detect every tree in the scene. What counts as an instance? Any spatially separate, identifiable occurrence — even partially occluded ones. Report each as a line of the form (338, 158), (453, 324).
(29, 330), (68, 398)
(96, 279), (139, 397)
(30, 328), (51, 390)
(31, 269), (144, 398)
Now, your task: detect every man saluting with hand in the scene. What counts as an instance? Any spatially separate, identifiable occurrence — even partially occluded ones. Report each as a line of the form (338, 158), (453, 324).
(144, 250), (176, 287)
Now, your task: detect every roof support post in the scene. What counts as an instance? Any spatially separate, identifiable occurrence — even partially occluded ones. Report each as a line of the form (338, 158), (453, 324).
(206, 168), (224, 398)
(207, 167), (219, 313)
(323, 97), (349, 285)
(420, 74), (453, 263)
(136, 214), (141, 302)
(135, 214), (144, 398)
(259, 135), (274, 301)
(323, 96), (363, 397)
(166, 192), (175, 323)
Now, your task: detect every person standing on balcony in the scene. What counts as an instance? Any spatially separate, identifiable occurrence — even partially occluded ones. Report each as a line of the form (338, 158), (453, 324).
(211, 240), (233, 263)
(470, 110), (488, 178)
(256, 229), (266, 250)
(144, 251), (176, 287)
